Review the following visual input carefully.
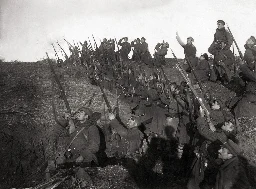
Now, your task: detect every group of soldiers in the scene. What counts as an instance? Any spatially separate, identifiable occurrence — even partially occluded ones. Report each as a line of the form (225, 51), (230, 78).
(46, 20), (256, 188)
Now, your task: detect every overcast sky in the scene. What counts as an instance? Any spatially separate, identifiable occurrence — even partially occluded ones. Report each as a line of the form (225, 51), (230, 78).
(0, 0), (255, 61)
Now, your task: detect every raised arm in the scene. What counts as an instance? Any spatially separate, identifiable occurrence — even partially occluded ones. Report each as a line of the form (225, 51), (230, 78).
(176, 32), (186, 47)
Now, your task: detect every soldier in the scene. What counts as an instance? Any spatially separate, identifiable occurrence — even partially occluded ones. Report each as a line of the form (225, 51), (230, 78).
(80, 40), (91, 66)
(208, 20), (235, 84)
(243, 36), (256, 65)
(143, 87), (168, 136)
(106, 112), (144, 158)
(214, 143), (251, 189)
(208, 20), (233, 56)
(187, 105), (234, 189)
(99, 38), (108, 60)
(140, 37), (152, 65)
(65, 107), (100, 163)
(131, 38), (142, 61)
(193, 53), (210, 83)
(154, 41), (169, 67)
(106, 39), (116, 63)
(234, 36), (256, 119)
(47, 107), (101, 187)
(176, 32), (198, 72)
(118, 37), (131, 61)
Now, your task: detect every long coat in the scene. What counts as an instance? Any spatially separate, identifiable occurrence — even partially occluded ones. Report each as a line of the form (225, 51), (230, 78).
(215, 156), (252, 189)
(69, 120), (100, 163)
(234, 61), (256, 119)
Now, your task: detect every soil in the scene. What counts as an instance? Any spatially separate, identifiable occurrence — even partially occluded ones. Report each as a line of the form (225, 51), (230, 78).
(0, 60), (255, 189)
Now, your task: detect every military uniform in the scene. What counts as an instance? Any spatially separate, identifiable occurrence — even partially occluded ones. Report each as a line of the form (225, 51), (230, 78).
(131, 39), (142, 61)
(193, 59), (210, 82)
(215, 156), (252, 189)
(208, 28), (233, 56)
(68, 119), (100, 164)
(154, 43), (168, 67)
(106, 118), (143, 157)
(182, 43), (198, 72)
(234, 64), (256, 118)
(187, 113), (230, 189)
(140, 41), (151, 65)
(118, 38), (131, 61)
(211, 50), (234, 83)
(233, 41), (256, 118)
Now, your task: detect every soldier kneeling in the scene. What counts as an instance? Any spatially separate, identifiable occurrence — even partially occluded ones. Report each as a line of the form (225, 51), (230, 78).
(48, 107), (101, 187)
(106, 113), (144, 159)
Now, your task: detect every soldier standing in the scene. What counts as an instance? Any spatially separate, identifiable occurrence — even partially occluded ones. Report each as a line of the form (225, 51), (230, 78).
(154, 41), (169, 67)
(208, 20), (233, 56)
(118, 37), (131, 61)
(131, 38), (142, 61)
(140, 37), (151, 65)
(176, 32), (198, 72)
(208, 20), (235, 84)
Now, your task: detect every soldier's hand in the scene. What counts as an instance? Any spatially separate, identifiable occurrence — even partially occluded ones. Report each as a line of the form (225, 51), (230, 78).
(199, 106), (205, 117)
(209, 122), (216, 132)
(75, 155), (84, 163)
(108, 113), (116, 120)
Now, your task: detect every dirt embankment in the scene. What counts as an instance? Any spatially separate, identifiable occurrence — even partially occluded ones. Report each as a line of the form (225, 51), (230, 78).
(0, 60), (255, 188)
(0, 61), (133, 188)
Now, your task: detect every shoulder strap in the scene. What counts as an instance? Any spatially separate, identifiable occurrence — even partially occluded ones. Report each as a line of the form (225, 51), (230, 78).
(67, 127), (85, 149)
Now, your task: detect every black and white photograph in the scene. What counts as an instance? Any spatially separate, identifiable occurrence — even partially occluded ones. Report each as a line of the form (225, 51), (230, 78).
(0, 0), (256, 188)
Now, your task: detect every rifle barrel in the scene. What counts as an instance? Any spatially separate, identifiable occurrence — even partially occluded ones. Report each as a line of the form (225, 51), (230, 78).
(46, 52), (72, 115)
(227, 25), (244, 59)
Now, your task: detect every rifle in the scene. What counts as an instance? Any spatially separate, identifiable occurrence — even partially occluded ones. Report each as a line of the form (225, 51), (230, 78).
(64, 38), (74, 49)
(73, 92), (97, 113)
(170, 49), (211, 123)
(34, 176), (69, 189)
(57, 41), (69, 60)
(226, 24), (244, 59)
(98, 80), (113, 113)
(92, 34), (98, 49)
(51, 44), (63, 65)
(87, 37), (94, 51)
(114, 38), (123, 76)
(51, 78), (65, 127)
(46, 53), (72, 115)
